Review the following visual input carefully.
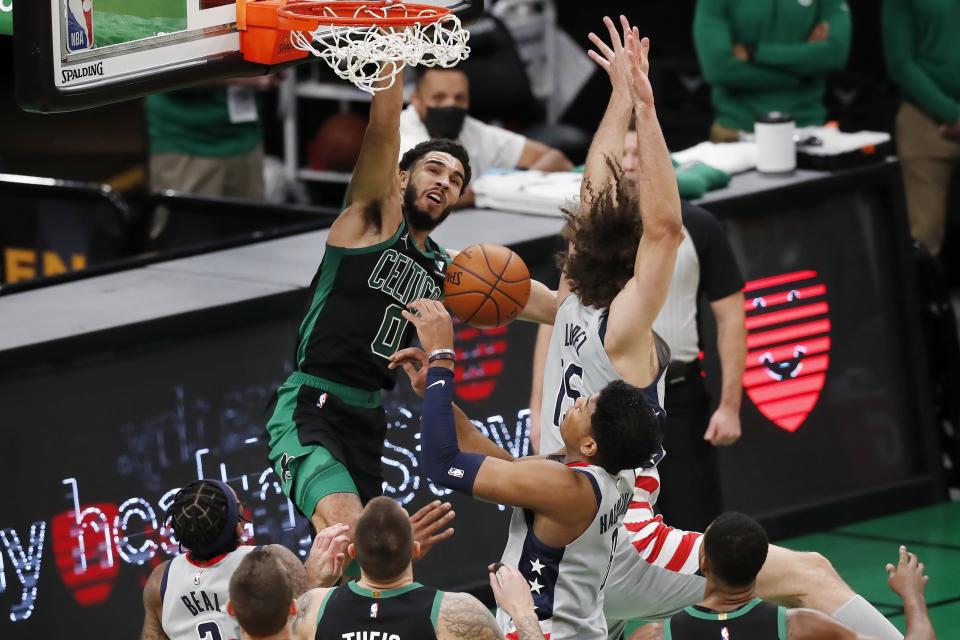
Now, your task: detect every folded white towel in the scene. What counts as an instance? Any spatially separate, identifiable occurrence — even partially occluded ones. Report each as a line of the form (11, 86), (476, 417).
(672, 141), (758, 175)
(473, 171), (581, 217)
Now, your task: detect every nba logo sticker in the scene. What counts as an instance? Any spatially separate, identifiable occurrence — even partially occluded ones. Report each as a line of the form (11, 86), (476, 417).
(742, 270), (830, 432)
(370, 602), (379, 618)
(66, 0), (94, 52)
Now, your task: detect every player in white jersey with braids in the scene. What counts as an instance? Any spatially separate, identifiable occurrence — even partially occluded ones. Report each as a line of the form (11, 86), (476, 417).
(139, 479), (349, 640)
(537, 15), (906, 640)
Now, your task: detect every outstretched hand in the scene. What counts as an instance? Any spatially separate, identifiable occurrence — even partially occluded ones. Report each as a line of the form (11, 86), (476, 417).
(389, 347), (429, 397)
(587, 15), (641, 99)
(410, 500), (456, 558)
(488, 563), (537, 621)
(401, 299), (454, 355)
(625, 33), (654, 111)
(886, 545), (929, 601)
(304, 523), (351, 588)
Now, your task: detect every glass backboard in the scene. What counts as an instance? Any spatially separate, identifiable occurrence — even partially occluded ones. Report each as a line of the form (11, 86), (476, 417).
(15, 0), (478, 113)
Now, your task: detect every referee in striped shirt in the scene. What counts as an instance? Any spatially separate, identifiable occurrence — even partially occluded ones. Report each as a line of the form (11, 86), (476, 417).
(647, 199), (746, 532)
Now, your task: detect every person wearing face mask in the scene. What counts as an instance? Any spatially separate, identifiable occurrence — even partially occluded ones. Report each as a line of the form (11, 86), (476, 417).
(399, 67), (574, 207)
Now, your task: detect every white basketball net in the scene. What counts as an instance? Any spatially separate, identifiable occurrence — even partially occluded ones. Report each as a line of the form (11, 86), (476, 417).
(288, 3), (471, 94)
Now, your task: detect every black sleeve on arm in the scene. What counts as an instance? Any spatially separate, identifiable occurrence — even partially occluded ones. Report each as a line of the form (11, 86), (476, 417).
(682, 201), (745, 301)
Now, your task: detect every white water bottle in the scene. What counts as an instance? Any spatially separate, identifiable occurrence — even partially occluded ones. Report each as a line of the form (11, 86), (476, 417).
(755, 112), (796, 173)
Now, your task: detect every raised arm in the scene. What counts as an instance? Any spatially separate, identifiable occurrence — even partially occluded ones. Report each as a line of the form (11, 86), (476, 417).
(331, 70), (407, 246)
(582, 15), (639, 208)
(751, 0), (851, 76)
(693, 0), (802, 90)
(886, 546), (936, 640)
(603, 36), (683, 381)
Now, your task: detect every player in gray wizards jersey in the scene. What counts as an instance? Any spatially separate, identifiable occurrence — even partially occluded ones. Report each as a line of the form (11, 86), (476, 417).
(391, 297), (664, 640)
(535, 15), (907, 640)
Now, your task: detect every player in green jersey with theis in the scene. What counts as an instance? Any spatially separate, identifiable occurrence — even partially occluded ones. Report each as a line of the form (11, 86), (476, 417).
(265, 64), (559, 559)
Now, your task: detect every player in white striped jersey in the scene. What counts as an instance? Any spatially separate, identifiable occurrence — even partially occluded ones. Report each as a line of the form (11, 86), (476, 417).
(534, 15), (905, 640)
(392, 297), (664, 640)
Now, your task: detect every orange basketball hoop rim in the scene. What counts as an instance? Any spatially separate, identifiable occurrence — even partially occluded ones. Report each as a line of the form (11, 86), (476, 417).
(278, 1), (453, 31)
(239, 0), (469, 92)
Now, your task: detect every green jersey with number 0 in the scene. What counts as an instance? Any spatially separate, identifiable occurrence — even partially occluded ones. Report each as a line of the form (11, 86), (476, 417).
(295, 221), (449, 392)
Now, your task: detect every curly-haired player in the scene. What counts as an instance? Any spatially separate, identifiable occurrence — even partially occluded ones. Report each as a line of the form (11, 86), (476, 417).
(139, 479), (315, 640)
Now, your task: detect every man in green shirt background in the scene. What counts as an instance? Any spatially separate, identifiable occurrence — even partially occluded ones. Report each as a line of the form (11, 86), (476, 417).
(146, 75), (281, 239)
(883, 0), (960, 257)
(693, 0), (852, 142)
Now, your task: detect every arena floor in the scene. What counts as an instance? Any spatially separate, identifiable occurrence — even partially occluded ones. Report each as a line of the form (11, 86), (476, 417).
(780, 502), (960, 634)
(618, 502), (960, 636)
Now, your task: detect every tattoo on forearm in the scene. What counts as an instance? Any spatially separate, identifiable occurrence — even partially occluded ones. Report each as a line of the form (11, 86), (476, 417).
(440, 593), (502, 639)
(513, 613), (545, 640)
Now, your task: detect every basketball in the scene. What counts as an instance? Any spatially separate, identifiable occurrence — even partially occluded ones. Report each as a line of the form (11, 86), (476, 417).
(444, 244), (531, 328)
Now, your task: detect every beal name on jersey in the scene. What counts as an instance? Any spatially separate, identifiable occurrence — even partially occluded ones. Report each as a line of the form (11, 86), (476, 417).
(179, 589), (223, 617)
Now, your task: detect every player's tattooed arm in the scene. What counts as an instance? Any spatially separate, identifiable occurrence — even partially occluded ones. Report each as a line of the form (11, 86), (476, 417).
(139, 561), (171, 640)
(513, 612), (548, 640)
(437, 592), (504, 640)
(291, 589), (327, 639)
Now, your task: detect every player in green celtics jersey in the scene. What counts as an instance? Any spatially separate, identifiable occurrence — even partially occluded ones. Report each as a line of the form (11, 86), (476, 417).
(264, 65), (561, 557)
